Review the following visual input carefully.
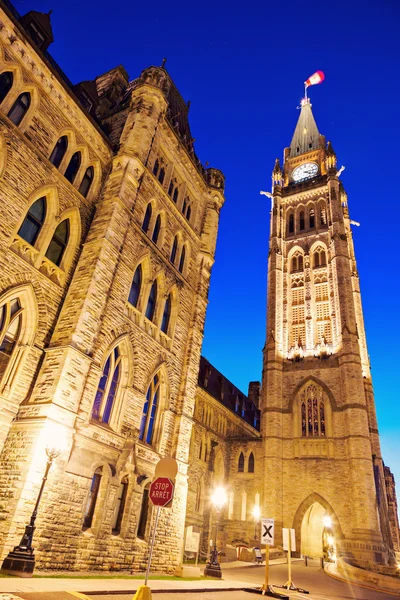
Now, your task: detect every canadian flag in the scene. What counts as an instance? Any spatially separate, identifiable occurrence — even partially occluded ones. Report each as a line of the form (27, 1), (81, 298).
(305, 71), (325, 88)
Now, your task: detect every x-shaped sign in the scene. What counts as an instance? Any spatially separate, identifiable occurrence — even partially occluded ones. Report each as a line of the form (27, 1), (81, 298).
(263, 524), (273, 538)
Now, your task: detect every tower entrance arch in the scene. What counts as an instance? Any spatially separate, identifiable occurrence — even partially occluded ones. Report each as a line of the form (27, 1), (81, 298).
(293, 493), (341, 561)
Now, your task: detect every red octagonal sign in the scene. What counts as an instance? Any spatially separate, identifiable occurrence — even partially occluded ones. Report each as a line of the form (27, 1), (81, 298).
(149, 477), (175, 508)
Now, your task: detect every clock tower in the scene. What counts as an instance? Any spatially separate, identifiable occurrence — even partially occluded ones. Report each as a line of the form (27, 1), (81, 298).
(262, 98), (395, 564)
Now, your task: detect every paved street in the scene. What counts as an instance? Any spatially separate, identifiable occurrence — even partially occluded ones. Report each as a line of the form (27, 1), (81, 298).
(1, 560), (398, 600)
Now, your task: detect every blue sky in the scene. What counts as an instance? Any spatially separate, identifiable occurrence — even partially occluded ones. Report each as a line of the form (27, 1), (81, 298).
(15, 0), (400, 494)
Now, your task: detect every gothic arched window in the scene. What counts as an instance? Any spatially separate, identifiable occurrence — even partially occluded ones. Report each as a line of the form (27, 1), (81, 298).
(309, 208), (315, 228)
(173, 187), (179, 203)
(178, 245), (186, 273)
(153, 159), (159, 177)
(170, 236), (178, 264)
(137, 483), (150, 539)
(186, 205), (192, 222)
(45, 219), (69, 266)
(83, 467), (102, 530)
(288, 213), (294, 234)
(0, 298), (22, 380)
(145, 281), (157, 321)
(8, 92), (31, 126)
(128, 264), (142, 308)
(238, 452), (245, 473)
(112, 477), (128, 535)
(0, 71), (13, 104)
(139, 374), (160, 445)
(299, 210), (305, 231)
(161, 294), (171, 334)
(248, 452), (255, 473)
(152, 214), (161, 244)
(79, 166), (94, 198)
(320, 205), (327, 225)
(168, 181), (174, 197)
(91, 346), (121, 424)
(49, 136), (68, 168)
(142, 203), (152, 233)
(18, 196), (46, 246)
(64, 151), (81, 184)
(300, 384), (326, 437)
(158, 167), (165, 185)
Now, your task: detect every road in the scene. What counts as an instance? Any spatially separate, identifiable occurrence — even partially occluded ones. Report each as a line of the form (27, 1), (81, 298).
(5, 560), (399, 600)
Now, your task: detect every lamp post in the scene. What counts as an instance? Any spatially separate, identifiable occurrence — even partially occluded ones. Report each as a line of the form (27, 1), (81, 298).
(253, 505), (261, 541)
(1, 441), (62, 577)
(204, 486), (227, 578)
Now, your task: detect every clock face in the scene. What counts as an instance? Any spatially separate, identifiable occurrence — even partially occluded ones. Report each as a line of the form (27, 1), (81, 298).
(292, 163), (319, 182)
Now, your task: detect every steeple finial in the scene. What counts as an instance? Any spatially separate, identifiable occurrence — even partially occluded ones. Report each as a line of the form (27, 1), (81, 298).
(289, 98), (320, 157)
(161, 57), (167, 68)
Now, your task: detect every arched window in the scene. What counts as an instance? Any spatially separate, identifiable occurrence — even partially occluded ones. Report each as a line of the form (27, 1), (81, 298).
(128, 265), (142, 308)
(17, 196), (46, 246)
(173, 188), (179, 203)
(152, 214), (161, 244)
(145, 281), (157, 321)
(64, 151), (81, 184)
(320, 205), (327, 225)
(142, 203), (152, 233)
(291, 252), (303, 273)
(178, 246), (186, 273)
(182, 198), (187, 215)
(238, 452), (245, 473)
(137, 483), (150, 539)
(170, 236), (178, 264)
(49, 136), (68, 169)
(0, 298), (22, 379)
(0, 71), (13, 104)
(139, 374), (160, 445)
(112, 477), (128, 535)
(186, 205), (191, 221)
(313, 247), (327, 268)
(45, 219), (69, 266)
(158, 167), (165, 185)
(288, 213), (294, 234)
(161, 294), (171, 334)
(291, 256), (298, 272)
(299, 211), (305, 231)
(320, 250), (326, 266)
(7, 92), (31, 126)
(153, 159), (159, 177)
(91, 346), (121, 423)
(298, 255), (303, 270)
(168, 181), (174, 196)
(301, 384), (326, 437)
(79, 166), (94, 197)
(309, 208), (315, 228)
(83, 467), (102, 530)
(248, 452), (255, 473)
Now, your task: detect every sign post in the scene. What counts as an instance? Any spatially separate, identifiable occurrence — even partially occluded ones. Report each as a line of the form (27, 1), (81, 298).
(274, 528), (309, 594)
(261, 518), (274, 596)
(133, 458), (177, 600)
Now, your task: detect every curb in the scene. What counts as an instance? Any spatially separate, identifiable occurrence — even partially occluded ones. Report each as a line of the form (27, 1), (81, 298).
(324, 565), (400, 597)
(87, 587), (259, 596)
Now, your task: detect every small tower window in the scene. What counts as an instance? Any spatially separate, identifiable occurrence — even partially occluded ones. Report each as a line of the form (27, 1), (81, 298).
(152, 214), (161, 244)
(170, 236), (178, 264)
(158, 167), (165, 185)
(288, 213), (294, 234)
(0, 71), (13, 104)
(161, 294), (171, 334)
(18, 197), (46, 246)
(45, 219), (69, 266)
(79, 166), (94, 198)
(299, 211), (305, 231)
(139, 374), (160, 445)
(7, 92), (31, 126)
(112, 477), (128, 535)
(178, 246), (186, 273)
(137, 484), (150, 539)
(83, 467), (102, 530)
(248, 452), (255, 473)
(142, 203), (152, 233)
(128, 265), (142, 308)
(153, 159), (159, 177)
(309, 208), (315, 228)
(238, 452), (245, 473)
(168, 181), (174, 196)
(64, 151), (81, 184)
(49, 136), (68, 169)
(91, 346), (121, 424)
(173, 188), (179, 203)
(145, 281), (157, 321)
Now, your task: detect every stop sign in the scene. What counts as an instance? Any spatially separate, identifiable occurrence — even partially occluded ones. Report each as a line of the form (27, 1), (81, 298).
(149, 476), (174, 508)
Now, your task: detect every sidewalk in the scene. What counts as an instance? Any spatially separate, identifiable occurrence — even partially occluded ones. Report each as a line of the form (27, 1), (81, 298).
(0, 558), (296, 596)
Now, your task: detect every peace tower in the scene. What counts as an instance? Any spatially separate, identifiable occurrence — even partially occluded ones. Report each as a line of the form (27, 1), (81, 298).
(261, 97), (395, 565)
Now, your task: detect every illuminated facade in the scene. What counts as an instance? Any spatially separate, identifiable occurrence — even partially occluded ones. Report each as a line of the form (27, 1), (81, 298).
(261, 98), (398, 564)
(0, 1), (224, 572)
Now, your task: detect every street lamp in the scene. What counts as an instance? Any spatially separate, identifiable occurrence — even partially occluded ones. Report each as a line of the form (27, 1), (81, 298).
(1, 430), (65, 577)
(253, 505), (261, 540)
(204, 486), (227, 578)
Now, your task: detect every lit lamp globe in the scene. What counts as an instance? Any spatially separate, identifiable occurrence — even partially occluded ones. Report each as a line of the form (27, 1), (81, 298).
(253, 505), (261, 521)
(323, 515), (332, 529)
(211, 486), (228, 511)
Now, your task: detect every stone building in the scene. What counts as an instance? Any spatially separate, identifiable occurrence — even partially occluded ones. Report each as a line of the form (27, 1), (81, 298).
(260, 97), (399, 565)
(0, 0), (224, 572)
(0, 0), (398, 576)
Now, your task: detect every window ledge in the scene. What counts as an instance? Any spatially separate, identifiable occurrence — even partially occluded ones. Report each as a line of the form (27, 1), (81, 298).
(125, 303), (173, 352)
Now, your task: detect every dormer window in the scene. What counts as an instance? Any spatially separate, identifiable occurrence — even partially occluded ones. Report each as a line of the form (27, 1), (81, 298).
(27, 22), (45, 48)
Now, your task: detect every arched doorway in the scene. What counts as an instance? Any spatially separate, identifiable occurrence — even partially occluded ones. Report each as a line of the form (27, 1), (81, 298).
(293, 494), (341, 562)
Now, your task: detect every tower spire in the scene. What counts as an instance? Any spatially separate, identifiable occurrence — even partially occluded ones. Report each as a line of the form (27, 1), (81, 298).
(289, 98), (320, 156)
